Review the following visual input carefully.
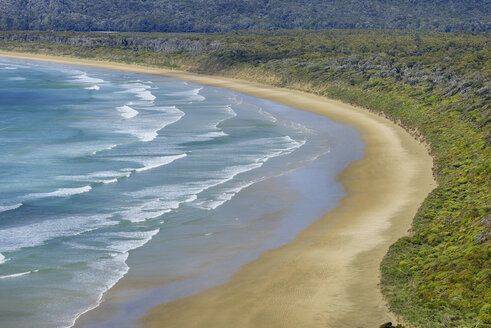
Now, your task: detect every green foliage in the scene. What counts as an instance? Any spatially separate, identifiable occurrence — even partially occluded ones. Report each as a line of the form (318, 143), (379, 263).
(0, 0), (489, 32)
(0, 29), (489, 327)
(478, 303), (491, 324)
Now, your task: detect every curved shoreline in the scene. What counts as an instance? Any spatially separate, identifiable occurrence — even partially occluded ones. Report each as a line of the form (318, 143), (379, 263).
(0, 51), (436, 327)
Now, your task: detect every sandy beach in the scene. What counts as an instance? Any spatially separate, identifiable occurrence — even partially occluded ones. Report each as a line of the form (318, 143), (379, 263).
(0, 51), (436, 327)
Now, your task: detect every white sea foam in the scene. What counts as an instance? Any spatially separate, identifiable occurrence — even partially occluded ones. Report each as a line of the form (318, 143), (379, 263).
(70, 253), (130, 328)
(195, 180), (257, 210)
(122, 107), (185, 142)
(87, 171), (130, 179)
(0, 203), (23, 213)
(135, 130), (158, 142)
(176, 104), (235, 143)
(193, 170), (268, 211)
(101, 178), (118, 184)
(123, 185), (203, 222)
(127, 79), (153, 84)
(24, 186), (92, 200)
(120, 154), (187, 173)
(147, 105), (179, 112)
(275, 117), (317, 134)
(134, 162), (262, 213)
(210, 105), (236, 127)
(201, 105), (236, 138)
(0, 214), (115, 252)
(130, 158), (266, 213)
(72, 229), (161, 253)
(199, 163), (263, 199)
(200, 131), (228, 138)
(259, 136), (306, 160)
(122, 83), (156, 102)
(57, 171), (131, 184)
(92, 144), (118, 155)
(85, 85), (100, 90)
(117, 105), (139, 119)
(203, 105), (236, 138)
(256, 106), (277, 122)
(135, 154), (187, 172)
(119, 206), (172, 222)
(189, 88), (206, 101)
(172, 87), (205, 102)
(127, 183), (201, 199)
(7, 76), (27, 81)
(0, 270), (38, 279)
(105, 229), (160, 252)
(237, 136), (305, 161)
(223, 104), (237, 118)
(73, 73), (105, 84)
(0, 253), (5, 264)
(191, 137), (305, 210)
(70, 229), (159, 327)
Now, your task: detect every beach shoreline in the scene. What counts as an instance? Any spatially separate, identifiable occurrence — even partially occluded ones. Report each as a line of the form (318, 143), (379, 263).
(0, 51), (436, 327)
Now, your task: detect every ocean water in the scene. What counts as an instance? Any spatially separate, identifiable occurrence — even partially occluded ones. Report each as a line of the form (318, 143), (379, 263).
(0, 58), (363, 328)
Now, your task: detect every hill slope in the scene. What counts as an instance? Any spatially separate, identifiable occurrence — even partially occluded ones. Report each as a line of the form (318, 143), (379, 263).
(0, 0), (489, 32)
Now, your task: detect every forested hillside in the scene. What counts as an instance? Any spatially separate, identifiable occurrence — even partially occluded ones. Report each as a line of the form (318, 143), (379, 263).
(0, 0), (488, 32)
(0, 29), (490, 327)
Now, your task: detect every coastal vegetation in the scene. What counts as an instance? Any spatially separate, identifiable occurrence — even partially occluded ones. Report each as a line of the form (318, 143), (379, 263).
(0, 0), (488, 32)
(0, 29), (489, 327)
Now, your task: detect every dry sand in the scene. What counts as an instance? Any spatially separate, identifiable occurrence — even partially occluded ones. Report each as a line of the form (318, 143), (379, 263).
(0, 51), (436, 327)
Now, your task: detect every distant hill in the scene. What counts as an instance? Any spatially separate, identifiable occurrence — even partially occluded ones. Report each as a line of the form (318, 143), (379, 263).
(0, 0), (489, 32)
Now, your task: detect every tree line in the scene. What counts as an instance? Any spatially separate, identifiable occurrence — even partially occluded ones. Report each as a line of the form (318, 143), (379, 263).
(0, 0), (488, 32)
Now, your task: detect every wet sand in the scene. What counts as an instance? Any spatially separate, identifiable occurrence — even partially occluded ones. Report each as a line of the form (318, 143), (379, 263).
(0, 51), (436, 327)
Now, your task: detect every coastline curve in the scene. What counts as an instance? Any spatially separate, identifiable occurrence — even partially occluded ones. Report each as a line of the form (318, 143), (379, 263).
(0, 51), (436, 328)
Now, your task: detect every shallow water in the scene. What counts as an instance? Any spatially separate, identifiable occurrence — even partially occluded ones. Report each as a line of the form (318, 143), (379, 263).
(0, 58), (363, 328)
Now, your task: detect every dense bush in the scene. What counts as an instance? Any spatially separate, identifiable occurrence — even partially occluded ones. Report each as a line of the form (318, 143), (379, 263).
(0, 0), (488, 32)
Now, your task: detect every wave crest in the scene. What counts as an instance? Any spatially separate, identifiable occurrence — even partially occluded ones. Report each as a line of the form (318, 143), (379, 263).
(0, 270), (39, 279)
(117, 105), (139, 119)
(0, 203), (23, 213)
(24, 186), (92, 200)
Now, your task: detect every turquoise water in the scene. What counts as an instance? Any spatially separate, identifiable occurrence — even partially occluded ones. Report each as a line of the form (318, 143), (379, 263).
(0, 58), (362, 328)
